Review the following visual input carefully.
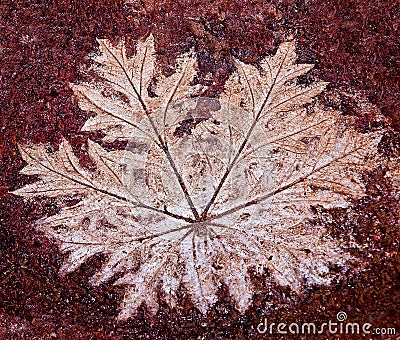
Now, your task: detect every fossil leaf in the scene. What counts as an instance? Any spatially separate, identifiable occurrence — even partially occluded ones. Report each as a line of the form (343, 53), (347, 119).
(13, 37), (384, 319)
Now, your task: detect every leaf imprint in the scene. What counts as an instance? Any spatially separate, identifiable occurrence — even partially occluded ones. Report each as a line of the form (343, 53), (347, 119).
(13, 36), (383, 319)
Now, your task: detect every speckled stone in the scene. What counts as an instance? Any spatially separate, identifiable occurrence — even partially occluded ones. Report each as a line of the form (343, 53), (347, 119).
(0, 0), (399, 338)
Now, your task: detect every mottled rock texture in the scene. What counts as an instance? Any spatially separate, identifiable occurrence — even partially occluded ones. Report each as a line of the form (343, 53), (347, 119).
(1, 0), (399, 338)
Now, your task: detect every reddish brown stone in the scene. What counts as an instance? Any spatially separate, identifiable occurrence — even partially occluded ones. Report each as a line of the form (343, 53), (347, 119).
(1, 0), (399, 338)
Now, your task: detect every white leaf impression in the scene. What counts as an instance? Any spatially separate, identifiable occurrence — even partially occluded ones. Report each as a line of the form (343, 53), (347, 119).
(13, 35), (382, 319)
